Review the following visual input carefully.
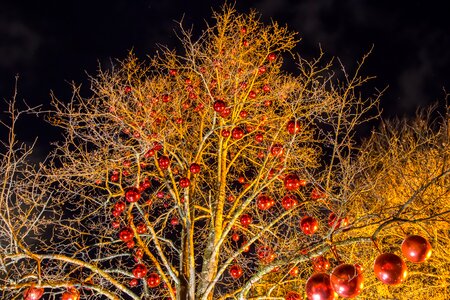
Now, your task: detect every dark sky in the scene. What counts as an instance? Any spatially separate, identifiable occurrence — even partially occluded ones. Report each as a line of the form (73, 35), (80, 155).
(1, 0), (449, 153)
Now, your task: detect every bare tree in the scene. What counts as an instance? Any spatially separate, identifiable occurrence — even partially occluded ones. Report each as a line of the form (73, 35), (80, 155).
(1, 6), (448, 300)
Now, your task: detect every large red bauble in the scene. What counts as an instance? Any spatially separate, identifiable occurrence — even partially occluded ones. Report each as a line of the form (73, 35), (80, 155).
(119, 227), (134, 242)
(190, 163), (201, 174)
(179, 177), (190, 188)
(306, 273), (337, 300)
(270, 143), (284, 156)
(281, 195), (298, 210)
(330, 264), (364, 298)
(125, 187), (141, 203)
(147, 273), (161, 288)
(232, 127), (245, 140)
(287, 120), (301, 135)
(401, 235), (432, 263)
(257, 246), (276, 264)
(312, 256), (330, 273)
(284, 174), (301, 191)
(373, 253), (407, 285)
(132, 264), (148, 279)
(61, 288), (80, 300)
(136, 223), (147, 234)
(285, 291), (302, 300)
(240, 214), (252, 228)
(300, 216), (319, 235)
(328, 213), (349, 229)
(229, 264), (243, 279)
(213, 100), (226, 112)
(257, 195), (275, 210)
(158, 156), (170, 170)
(24, 286), (44, 300)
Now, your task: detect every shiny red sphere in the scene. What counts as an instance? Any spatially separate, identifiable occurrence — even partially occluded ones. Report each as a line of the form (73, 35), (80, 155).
(147, 273), (161, 288)
(125, 187), (141, 203)
(190, 163), (201, 174)
(312, 256), (330, 273)
(328, 212), (349, 229)
(311, 188), (326, 200)
(373, 253), (407, 285)
(232, 233), (240, 242)
(306, 273), (336, 300)
(255, 133), (264, 143)
(158, 156), (170, 170)
(240, 214), (253, 227)
(119, 227), (134, 242)
(287, 120), (301, 135)
(136, 223), (147, 234)
(114, 201), (126, 213)
(262, 84), (270, 93)
(24, 286), (44, 300)
(179, 177), (190, 188)
(220, 107), (231, 118)
(257, 246), (276, 264)
(284, 174), (301, 191)
(221, 129), (230, 137)
(129, 278), (138, 287)
(270, 143), (284, 156)
(213, 100), (226, 112)
(267, 53), (277, 61)
(249, 90), (257, 98)
(289, 266), (300, 277)
(281, 195), (298, 210)
(232, 127), (245, 140)
(132, 264), (148, 279)
(300, 216), (319, 235)
(170, 217), (179, 226)
(229, 264), (243, 279)
(257, 195), (275, 210)
(330, 264), (364, 298)
(401, 235), (432, 263)
(285, 291), (302, 300)
(61, 288), (80, 300)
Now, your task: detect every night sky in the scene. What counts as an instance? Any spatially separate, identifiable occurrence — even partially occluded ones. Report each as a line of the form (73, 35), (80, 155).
(1, 0), (449, 155)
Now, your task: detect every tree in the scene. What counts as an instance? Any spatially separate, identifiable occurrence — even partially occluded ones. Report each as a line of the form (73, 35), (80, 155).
(1, 6), (448, 300)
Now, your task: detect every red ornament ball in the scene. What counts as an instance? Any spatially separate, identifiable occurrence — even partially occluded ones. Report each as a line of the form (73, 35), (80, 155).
(281, 194), (298, 210)
(257, 195), (275, 210)
(285, 291), (302, 300)
(311, 188), (326, 200)
(129, 278), (138, 287)
(119, 227), (134, 242)
(124, 86), (132, 93)
(158, 156), (170, 170)
(373, 253), (407, 285)
(113, 201), (126, 213)
(61, 288), (80, 300)
(136, 223), (147, 234)
(300, 216), (319, 235)
(170, 217), (179, 226)
(267, 53), (277, 61)
(132, 264), (148, 279)
(179, 177), (190, 188)
(240, 214), (253, 228)
(220, 107), (231, 118)
(401, 235), (432, 263)
(287, 120), (301, 135)
(330, 264), (364, 298)
(24, 286), (44, 300)
(232, 233), (240, 242)
(190, 163), (201, 174)
(289, 266), (300, 277)
(284, 174), (301, 191)
(312, 256), (330, 273)
(213, 100), (226, 112)
(125, 187), (141, 203)
(257, 246), (276, 264)
(229, 264), (243, 279)
(169, 69), (177, 76)
(306, 273), (337, 300)
(270, 143), (284, 156)
(147, 273), (161, 288)
(221, 129), (230, 137)
(232, 127), (245, 140)
(249, 90), (257, 99)
(328, 212), (349, 229)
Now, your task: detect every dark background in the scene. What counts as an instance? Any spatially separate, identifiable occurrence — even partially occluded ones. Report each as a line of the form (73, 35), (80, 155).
(1, 0), (449, 156)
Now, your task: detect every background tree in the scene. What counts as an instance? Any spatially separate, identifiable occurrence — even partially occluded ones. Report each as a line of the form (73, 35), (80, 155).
(1, 5), (448, 300)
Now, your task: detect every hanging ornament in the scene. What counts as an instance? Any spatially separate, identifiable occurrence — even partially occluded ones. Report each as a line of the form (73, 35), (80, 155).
(306, 273), (337, 300)
(330, 263), (364, 298)
(373, 253), (407, 285)
(401, 235), (432, 263)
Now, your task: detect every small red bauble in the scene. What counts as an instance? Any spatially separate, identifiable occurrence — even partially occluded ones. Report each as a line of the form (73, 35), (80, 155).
(267, 53), (277, 61)
(373, 253), (407, 285)
(232, 127), (245, 140)
(262, 84), (270, 93)
(112, 220), (120, 228)
(162, 94), (172, 103)
(240, 27), (247, 34)
(61, 288), (80, 300)
(158, 156), (170, 170)
(147, 273), (161, 288)
(311, 188), (326, 200)
(270, 143), (284, 156)
(287, 120), (301, 135)
(284, 174), (301, 191)
(281, 195), (298, 210)
(239, 110), (248, 118)
(213, 100), (226, 112)
(248, 91), (257, 99)
(110, 174), (119, 182)
(256, 195), (275, 210)
(119, 227), (134, 242)
(306, 273), (337, 300)
(401, 235), (432, 263)
(135, 248), (144, 259)
(24, 286), (44, 300)
(258, 66), (266, 74)
(136, 223), (147, 234)
(220, 107), (231, 118)
(240, 214), (252, 228)
(169, 69), (177, 76)
(300, 216), (319, 235)
(255, 133), (264, 143)
(232, 233), (240, 242)
(330, 264), (364, 298)
(124, 86), (132, 93)
(129, 278), (138, 287)
(328, 213), (349, 229)
(289, 266), (300, 277)
(257, 246), (276, 264)
(190, 163), (201, 174)
(312, 256), (330, 273)
(125, 187), (141, 203)
(127, 240), (135, 248)
(170, 217), (179, 226)
(179, 177), (190, 188)
(285, 291), (302, 300)
(144, 149), (155, 158)
(229, 264), (243, 279)
(112, 210), (121, 217)
(221, 129), (230, 137)
(132, 264), (148, 279)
